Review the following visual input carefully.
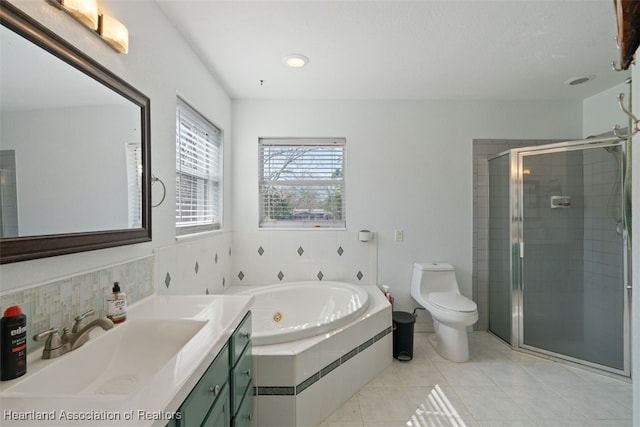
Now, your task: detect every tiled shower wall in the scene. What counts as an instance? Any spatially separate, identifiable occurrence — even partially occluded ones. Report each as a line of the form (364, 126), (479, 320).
(582, 147), (625, 361)
(520, 150), (585, 346)
(472, 138), (560, 331)
(0, 256), (154, 351)
(231, 230), (378, 287)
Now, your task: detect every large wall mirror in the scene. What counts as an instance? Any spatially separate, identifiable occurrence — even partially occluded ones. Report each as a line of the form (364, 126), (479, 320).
(0, 2), (151, 264)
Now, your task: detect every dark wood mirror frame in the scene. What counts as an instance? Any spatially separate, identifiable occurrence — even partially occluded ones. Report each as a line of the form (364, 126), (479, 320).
(0, 1), (151, 264)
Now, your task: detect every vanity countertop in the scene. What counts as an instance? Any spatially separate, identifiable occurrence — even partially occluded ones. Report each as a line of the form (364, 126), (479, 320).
(0, 294), (253, 426)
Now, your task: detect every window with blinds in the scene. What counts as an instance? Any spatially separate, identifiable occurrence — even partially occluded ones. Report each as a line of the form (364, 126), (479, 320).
(259, 138), (345, 228)
(125, 142), (142, 229)
(176, 98), (223, 235)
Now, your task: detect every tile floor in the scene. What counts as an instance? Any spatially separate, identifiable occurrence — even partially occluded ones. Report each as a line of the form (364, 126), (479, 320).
(318, 332), (633, 427)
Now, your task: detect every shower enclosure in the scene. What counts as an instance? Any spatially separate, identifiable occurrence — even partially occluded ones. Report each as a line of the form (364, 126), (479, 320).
(488, 137), (630, 376)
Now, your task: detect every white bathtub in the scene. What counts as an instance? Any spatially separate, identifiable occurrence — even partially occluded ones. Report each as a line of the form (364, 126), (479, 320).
(228, 282), (391, 426)
(239, 281), (369, 345)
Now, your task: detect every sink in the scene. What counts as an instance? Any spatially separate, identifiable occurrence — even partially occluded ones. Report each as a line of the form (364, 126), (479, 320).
(127, 295), (224, 319)
(3, 319), (207, 397)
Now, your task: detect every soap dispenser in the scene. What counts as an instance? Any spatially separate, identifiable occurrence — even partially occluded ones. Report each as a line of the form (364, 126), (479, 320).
(106, 282), (127, 324)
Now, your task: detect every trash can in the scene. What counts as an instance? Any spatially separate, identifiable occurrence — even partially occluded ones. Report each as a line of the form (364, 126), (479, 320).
(392, 311), (415, 361)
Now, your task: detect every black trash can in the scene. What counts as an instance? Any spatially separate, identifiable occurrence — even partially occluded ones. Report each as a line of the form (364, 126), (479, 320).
(392, 311), (416, 361)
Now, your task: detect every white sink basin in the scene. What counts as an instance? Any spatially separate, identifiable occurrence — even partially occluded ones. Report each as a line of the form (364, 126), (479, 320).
(4, 319), (206, 397)
(127, 295), (225, 319)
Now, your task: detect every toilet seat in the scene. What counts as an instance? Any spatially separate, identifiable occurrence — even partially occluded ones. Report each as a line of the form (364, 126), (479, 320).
(428, 292), (476, 313)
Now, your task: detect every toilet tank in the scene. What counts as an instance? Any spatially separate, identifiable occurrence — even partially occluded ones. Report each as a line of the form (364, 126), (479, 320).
(411, 262), (459, 295)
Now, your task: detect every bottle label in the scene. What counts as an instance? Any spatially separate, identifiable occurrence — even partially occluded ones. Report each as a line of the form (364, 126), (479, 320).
(1, 317), (27, 380)
(107, 299), (126, 320)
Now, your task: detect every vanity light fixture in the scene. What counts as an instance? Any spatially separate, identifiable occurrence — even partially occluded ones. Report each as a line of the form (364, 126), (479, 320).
(54, 0), (99, 30)
(98, 14), (128, 54)
(50, 0), (129, 54)
(283, 54), (309, 68)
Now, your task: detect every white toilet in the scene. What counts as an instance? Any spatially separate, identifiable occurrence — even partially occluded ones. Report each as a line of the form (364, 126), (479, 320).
(410, 262), (478, 362)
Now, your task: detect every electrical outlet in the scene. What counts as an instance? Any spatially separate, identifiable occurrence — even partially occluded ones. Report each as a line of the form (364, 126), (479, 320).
(394, 230), (404, 242)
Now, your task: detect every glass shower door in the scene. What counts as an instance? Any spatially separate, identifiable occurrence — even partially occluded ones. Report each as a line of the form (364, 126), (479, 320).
(488, 153), (513, 344)
(519, 145), (627, 373)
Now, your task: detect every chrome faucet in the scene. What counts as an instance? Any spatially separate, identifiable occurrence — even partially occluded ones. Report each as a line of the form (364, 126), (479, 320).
(34, 309), (114, 359)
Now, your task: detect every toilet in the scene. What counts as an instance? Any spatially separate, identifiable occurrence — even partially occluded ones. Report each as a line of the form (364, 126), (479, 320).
(411, 262), (478, 362)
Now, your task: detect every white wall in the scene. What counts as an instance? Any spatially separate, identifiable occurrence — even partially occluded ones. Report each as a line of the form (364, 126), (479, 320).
(231, 99), (582, 329)
(582, 80), (632, 138)
(0, 0), (232, 293)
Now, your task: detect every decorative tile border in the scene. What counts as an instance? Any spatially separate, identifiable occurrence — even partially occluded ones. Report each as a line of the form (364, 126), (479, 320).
(254, 326), (392, 397)
(256, 386), (294, 396)
(232, 230), (378, 286)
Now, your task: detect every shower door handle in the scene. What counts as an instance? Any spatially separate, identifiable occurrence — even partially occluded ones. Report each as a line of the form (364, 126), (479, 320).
(519, 242), (524, 258)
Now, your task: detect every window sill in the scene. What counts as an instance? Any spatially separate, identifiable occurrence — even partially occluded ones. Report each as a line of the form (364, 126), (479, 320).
(258, 227), (348, 231)
(175, 228), (225, 241)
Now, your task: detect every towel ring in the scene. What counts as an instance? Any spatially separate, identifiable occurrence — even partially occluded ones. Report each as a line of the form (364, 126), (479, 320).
(151, 174), (166, 208)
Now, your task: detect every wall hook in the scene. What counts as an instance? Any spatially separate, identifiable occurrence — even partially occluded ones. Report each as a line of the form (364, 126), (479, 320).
(613, 93), (640, 138)
(611, 60), (625, 72)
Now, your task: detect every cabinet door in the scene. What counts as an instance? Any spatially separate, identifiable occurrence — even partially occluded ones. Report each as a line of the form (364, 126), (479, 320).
(202, 383), (230, 427)
(232, 383), (254, 427)
(231, 312), (251, 366)
(179, 343), (229, 426)
(231, 343), (252, 415)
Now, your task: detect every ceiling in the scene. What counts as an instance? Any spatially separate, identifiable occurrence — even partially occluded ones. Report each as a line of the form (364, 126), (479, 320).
(155, 0), (631, 101)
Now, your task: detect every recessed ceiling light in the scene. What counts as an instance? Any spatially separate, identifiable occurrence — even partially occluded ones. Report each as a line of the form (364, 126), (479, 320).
(283, 54), (309, 68)
(564, 75), (595, 86)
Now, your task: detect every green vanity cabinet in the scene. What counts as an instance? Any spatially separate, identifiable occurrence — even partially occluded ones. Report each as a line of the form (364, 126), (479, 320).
(200, 383), (230, 426)
(230, 313), (253, 427)
(174, 342), (230, 427)
(169, 311), (252, 427)
(232, 384), (254, 427)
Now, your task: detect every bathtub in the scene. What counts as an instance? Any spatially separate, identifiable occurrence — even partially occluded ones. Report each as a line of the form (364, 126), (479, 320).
(228, 282), (392, 427)
(240, 281), (370, 345)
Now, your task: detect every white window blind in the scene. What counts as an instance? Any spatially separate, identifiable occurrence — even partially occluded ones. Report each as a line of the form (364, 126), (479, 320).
(176, 98), (222, 234)
(125, 142), (142, 229)
(259, 138), (345, 228)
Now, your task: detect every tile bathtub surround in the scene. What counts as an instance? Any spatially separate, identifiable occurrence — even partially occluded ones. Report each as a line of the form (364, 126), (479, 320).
(232, 230), (378, 286)
(319, 332), (633, 427)
(154, 232), (233, 295)
(251, 286), (392, 426)
(0, 256), (153, 351)
(255, 327), (392, 397)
